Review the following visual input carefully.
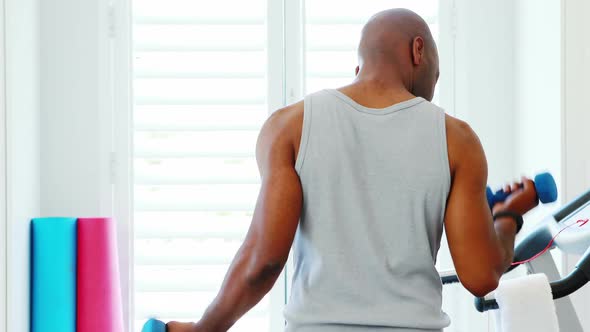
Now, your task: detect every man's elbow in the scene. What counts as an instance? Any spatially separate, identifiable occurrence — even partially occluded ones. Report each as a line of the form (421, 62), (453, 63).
(462, 273), (500, 298)
(245, 260), (285, 287)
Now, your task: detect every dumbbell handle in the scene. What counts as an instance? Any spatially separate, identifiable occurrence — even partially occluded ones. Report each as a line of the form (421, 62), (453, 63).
(488, 187), (513, 204)
(486, 172), (558, 210)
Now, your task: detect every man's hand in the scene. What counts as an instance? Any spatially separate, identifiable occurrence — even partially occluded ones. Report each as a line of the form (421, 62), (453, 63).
(166, 321), (199, 332)
(492, 176), (539, 215)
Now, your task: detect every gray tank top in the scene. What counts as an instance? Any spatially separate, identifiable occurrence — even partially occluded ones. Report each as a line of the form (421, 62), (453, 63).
(283, 89), (451, 332)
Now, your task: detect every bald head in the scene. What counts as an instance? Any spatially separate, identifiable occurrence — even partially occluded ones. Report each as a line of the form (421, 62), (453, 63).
(357, 9), (439, 101)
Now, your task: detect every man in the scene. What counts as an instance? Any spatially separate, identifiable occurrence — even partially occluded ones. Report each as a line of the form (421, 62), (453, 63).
(168, 8), (538, 332)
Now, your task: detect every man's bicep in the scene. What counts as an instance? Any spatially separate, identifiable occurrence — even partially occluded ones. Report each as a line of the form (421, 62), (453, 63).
(245, 112), (302, 264)
(445, 131), (489, 228)
(249, 164), (302, 261)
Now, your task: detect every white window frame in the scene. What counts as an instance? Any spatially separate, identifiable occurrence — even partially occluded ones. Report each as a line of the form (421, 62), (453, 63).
(105, 0), (134, 330)
(267, 0), (290, 328)
(4, 0), (40, 331)
(437, 0), (456, 117)
(112, 1), (458, 331)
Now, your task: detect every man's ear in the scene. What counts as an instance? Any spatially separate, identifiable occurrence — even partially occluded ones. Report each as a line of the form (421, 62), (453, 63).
(412, 36), (425, 65)
(355, 66), (360, 76)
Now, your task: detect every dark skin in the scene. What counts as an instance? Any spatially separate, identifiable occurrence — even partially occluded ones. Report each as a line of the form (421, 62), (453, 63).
(167, 8), (538, 332)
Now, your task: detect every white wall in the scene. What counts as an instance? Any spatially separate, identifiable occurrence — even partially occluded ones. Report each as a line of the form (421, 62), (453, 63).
(513, 0), (562, 232)
(453, 0), (516, 186)
(0, 0), (6, 330)
(562, 0), (590, 329)
(39, 0), (133, 329)
(5, 0), (40, 331)
(40, 0), (105, 216)
(562, 2), (590, 213)
(513, 0), (562, 180)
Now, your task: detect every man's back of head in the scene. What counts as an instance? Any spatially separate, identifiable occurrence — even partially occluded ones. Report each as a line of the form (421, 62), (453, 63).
(354, 8), (440, 101)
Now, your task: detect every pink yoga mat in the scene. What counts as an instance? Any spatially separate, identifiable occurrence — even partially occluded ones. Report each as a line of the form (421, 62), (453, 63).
(77, 217), (124, 332)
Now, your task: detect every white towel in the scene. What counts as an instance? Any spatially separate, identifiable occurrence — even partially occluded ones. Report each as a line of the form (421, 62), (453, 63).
(494, 273), (559, 332)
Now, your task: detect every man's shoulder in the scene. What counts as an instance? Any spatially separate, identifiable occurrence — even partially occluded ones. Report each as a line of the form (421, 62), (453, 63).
(444, 113), (486, 174)
(256, 101), (304, 164)
(266, 100), (304, 137)
(273, 100), (304, 120)
(414, 100), (475, 144)
(445, 113), (479, 146)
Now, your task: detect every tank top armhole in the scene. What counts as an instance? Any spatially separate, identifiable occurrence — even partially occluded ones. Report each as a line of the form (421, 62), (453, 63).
(295, 94), (313, 174)
(439, 110), (452, 192)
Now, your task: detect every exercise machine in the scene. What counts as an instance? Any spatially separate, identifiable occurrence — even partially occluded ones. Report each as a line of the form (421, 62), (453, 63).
(442, 188), (590, 332)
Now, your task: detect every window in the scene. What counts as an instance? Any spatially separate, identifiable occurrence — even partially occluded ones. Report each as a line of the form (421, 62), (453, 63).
(132, 1), (273, 331)
(132, 1), (456, 331)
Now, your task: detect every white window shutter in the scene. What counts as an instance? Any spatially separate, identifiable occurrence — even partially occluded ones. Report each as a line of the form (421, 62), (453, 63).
(132, 1), (270, 331)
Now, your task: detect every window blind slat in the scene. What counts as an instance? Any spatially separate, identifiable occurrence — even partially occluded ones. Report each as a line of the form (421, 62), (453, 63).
(134, 184), (259, 212)
(135, 158), (259, 185)
(135, 238), (242, 265)
(306, 51), (358, 74)
(134, 45), (266, 52)
(135, 225), (249, 240)
(134, 51), (266, 77)
(134, 131), (258, 158)
(134, 97), (265, 106)
(134, 151), (255, 159)
(135, 126), (262, 132)
(134, 18), (265, 25)
(134, 211), (252, 239)
(136, 256), (231, 266)
(134, 0), (265, 22)
(134, 78), (266, 102)
(134, 72), (265, 79)
(134, 214), (251, 239)
(307, 72), (356, 79)
(135, 265), (229, 291)
(134, 106), (267, 131)
(305, 24), (363, 51)
(134, 25), (266, 51)
(307, 78), (355, 94)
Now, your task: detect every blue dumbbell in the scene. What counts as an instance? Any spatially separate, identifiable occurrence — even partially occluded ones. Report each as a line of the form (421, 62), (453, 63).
(142, 318), (166, 332)
(486, 172), (558, 210)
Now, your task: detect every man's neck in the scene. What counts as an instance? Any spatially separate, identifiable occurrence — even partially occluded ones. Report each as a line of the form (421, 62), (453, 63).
(338, 79), (416, 109)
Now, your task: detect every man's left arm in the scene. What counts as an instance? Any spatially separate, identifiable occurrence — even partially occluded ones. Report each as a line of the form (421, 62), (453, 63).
(168, 108), (303, 332)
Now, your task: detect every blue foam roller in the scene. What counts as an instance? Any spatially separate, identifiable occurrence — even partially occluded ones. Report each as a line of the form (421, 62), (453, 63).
(142, 318), (166, 332)
(31, 217), (77, 332)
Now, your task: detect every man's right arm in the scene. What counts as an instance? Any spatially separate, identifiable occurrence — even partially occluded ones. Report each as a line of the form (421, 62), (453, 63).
(444, 116), (538, 297)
